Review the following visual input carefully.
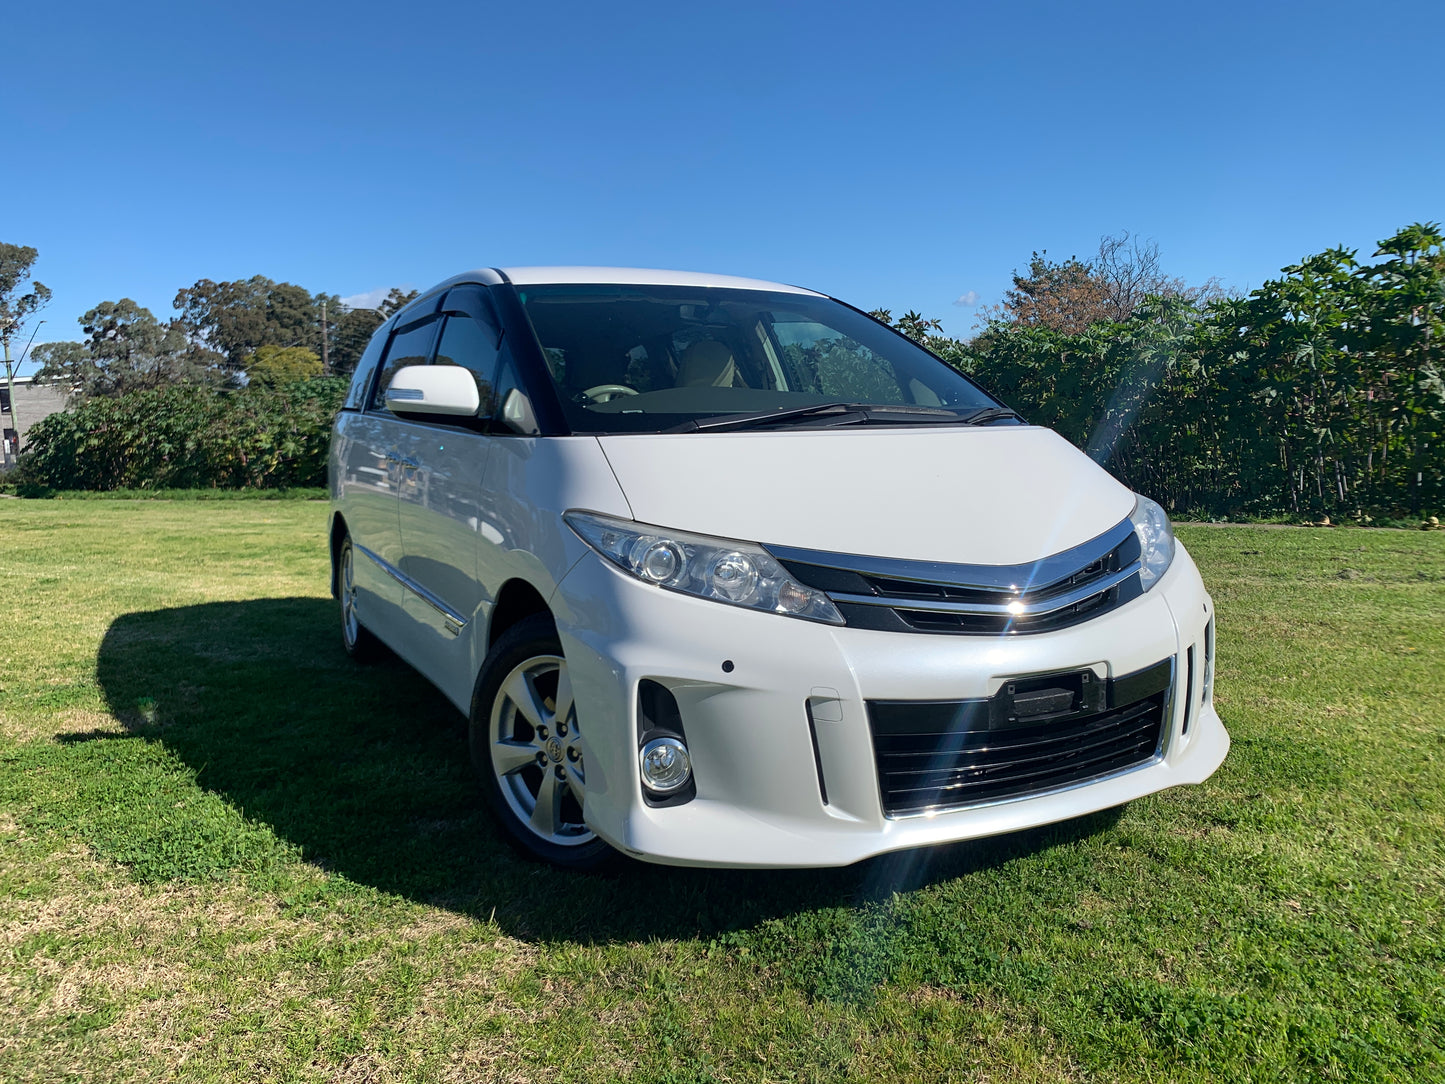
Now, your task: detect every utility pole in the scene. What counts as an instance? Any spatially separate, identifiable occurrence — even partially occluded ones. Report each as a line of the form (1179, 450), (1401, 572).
(320, 299), (330, 375)
(2, 320), (48, 461)
(2, 334), (19, 461)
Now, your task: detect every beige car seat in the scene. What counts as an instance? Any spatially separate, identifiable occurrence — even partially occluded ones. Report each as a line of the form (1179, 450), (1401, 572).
(677, 340), (744, 388)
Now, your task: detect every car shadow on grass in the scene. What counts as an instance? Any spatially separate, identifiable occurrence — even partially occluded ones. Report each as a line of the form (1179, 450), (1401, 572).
(87, 597), (1124, 944)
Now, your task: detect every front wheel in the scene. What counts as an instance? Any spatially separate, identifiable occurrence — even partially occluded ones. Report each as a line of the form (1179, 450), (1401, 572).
(469, 615), (614, 870)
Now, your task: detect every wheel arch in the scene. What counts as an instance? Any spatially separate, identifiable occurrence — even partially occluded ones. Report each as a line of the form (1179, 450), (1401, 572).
(328, 511), (349, 599)
(488, 579), (554, 650)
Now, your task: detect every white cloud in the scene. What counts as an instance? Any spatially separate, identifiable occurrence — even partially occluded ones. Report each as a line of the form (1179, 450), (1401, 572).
(340, 287), (394, 311)
(953, 290), (980, 307)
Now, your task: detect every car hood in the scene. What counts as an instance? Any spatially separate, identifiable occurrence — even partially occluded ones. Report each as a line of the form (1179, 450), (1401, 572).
(596, 426), (1135, 566)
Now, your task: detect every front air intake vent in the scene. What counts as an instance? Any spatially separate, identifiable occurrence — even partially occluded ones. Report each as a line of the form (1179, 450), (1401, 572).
(866, 657), (1172, 816)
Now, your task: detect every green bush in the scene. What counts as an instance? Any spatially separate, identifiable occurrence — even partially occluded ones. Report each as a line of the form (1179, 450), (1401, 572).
(18, 377), (347, 491)
(929, 224), (1445, 522)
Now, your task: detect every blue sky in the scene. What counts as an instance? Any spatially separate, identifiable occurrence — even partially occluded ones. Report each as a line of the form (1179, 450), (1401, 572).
(8, 0), (1442, 372)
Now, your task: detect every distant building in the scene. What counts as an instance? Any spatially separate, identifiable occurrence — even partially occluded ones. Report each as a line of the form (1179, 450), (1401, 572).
(1, 375), (70, 468)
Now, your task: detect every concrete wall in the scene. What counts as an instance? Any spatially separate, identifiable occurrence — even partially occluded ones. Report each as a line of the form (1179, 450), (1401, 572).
(2, 377), (70, 466)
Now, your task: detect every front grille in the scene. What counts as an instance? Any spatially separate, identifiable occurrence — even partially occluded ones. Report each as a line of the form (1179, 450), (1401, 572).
(772, 517), (1144, 636)
(882, 584), (1123, 634)
(866, 659), (1171, 816)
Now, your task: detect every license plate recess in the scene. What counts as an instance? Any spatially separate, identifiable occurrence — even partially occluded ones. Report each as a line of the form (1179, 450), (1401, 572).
(990, 668), (1106, 729)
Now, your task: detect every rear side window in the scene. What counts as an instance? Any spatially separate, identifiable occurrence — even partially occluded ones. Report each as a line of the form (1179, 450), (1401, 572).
(434, 314), (501, 416)
(369, 317), (441, 410)
(343, 324), (392, 410)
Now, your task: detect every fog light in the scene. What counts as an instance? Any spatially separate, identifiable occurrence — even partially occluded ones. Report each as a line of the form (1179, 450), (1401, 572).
(640, 736), (691, 793)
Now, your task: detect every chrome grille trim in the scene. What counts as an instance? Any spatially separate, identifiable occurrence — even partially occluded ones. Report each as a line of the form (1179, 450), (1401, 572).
(768, 517), (1142, 635)
(830, 561), (1141, 617)
(767, 517), (1136, 593)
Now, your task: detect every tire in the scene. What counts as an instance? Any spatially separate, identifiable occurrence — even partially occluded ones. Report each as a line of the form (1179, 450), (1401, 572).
(338, 533), (383, 661)
(469, 614), (614, 870)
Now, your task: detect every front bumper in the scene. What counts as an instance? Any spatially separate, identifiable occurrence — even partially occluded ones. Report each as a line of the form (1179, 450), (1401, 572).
(550, 542), (1228, 868)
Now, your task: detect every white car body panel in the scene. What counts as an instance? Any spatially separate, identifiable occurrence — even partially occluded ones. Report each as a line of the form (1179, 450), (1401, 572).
(334, 427), (630, 713)
(550, 538), (1224, 867)
(500, 266), (821, 293)
(333, 412), (406, 633)
(393, 424), (494, 703)
(329, 266), (1229, 868)
(597, 426), (1134, 565)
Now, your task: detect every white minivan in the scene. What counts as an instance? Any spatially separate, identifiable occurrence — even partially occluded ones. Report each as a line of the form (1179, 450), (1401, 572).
(328, 267), (1227, 869)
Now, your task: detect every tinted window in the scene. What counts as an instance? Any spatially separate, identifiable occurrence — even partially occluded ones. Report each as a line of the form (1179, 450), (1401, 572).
(516, 284), (998, 433)
(434, 314), (500, 416)
(370, 318), (440, 410)
(343, 323), (392, 411)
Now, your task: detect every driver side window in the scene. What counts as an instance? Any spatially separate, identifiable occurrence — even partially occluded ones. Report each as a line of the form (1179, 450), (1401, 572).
(369, 317), (440, 411)
(434, 314), (500, 417)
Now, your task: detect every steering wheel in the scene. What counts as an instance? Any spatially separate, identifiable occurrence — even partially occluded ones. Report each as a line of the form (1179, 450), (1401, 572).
(577, 384), (640, 404)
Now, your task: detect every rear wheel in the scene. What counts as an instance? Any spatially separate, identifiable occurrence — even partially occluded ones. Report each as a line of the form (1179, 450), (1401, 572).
(338, 534), (382, 661)
(470, 615), (614, 870)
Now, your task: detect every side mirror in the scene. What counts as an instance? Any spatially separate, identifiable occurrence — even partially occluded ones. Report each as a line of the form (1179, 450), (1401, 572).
(500, 388), (539, 435)
(384, 365), (481, 417)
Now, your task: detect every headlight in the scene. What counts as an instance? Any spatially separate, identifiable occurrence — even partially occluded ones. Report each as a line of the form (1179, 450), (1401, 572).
(565, 511), (845, 625)
(1130, 494), (1176, 591)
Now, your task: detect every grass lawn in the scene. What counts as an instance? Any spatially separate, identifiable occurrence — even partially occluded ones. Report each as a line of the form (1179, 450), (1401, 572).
(1, 501), (1442, 1083)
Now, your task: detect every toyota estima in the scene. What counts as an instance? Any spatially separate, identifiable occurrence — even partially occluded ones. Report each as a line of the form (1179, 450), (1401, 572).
(328, 267), (1228, 869)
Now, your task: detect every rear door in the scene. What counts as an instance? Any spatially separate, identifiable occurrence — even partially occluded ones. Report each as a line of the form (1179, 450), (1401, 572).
(394, 286), (502, 707)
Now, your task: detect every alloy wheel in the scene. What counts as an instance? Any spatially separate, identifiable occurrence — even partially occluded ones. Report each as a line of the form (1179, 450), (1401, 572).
(341, 542), (360, 648)
(488, 654), (594, 847)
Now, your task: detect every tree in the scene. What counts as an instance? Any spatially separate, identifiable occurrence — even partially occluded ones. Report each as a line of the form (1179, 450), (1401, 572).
(952, 223), (1443, 521)
(265, 282), (327, 357)
(868, 308), (972, 368)
(378, 287), (420, 317)
(29, 341), (97, 395)
(1094, 230), (1225, 320)
(245, 344), (323, 385)
(172, 276), (269, 369)
(991, 250), (1112, 333)
(0, 243), (51, 350)
(330, 287), (420, 374)
(332, 308), (383, 373)
(34, 300), (212, 400)
(1, 243), (52, 451)
(173, 276), (337, 372)
(173, 276), (411, 377)
(979, 233), (1225, 334)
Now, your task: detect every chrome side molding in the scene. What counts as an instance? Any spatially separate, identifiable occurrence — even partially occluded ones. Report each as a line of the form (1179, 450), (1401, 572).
(356, 543), (468, 637)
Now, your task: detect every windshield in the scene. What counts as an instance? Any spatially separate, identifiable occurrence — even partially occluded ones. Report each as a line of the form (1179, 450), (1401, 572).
(515, 283), (1000, 433)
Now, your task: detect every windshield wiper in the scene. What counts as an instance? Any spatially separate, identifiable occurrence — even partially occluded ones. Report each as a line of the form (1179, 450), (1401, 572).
(955, 406), (1023, 425)
(668, 403), (1022, 434)
(666, 402), (855, 433)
